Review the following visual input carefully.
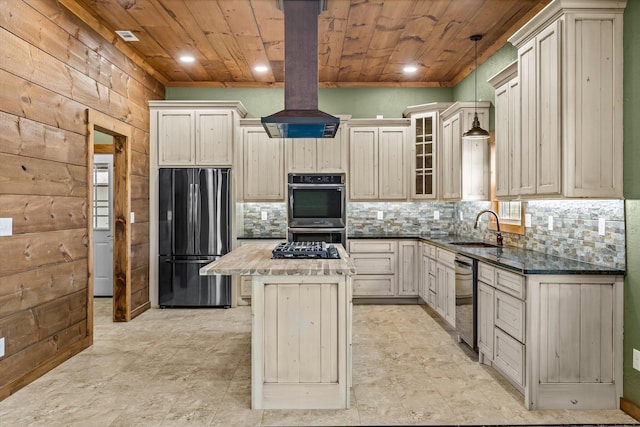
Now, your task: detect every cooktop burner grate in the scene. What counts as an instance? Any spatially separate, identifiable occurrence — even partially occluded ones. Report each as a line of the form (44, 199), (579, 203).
(271, 241), (340, 259)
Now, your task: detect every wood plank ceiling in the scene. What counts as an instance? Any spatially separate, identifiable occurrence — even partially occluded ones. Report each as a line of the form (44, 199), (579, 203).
(60, 0), (551, 87)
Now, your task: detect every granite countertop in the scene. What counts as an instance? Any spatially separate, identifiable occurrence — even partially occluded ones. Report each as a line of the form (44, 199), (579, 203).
(200, 243), (356, 276)
(348, 233), (624, 275)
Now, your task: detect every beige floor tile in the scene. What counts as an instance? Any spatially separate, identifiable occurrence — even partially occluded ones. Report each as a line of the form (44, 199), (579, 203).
(0, 299), (637, 426)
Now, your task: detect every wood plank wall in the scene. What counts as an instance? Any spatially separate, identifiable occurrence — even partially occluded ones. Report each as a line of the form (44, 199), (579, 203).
(0, 0), (164, 399)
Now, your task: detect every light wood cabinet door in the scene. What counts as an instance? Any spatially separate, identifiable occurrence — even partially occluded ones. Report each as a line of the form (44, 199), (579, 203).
(411, 113), (437, 199)
(477, 281), (495, 361)
(494, 73), (524, 195)
(420, 253), (429, 301)
(196, 110), (233, 165)
(242, 127), (285, 201)
(435, 263), (455, 327)
(515, 21), (561, 196)
(288, 127), (347, 173)
(535, 21), (562, 195)
(564, 13), (623, 198)
(378, 127), (408, 200)
(317, 126), (347, 173)
(494, 82), (510, 197)
(288, 138), (317, 172)
(516, 38), (537, 196)
(349, 127), (378, 200)
(158, 110), (195, 165)
(538, 282), (615, 384)
(398, 240), (418, 296)
(440, 113), (462, 200)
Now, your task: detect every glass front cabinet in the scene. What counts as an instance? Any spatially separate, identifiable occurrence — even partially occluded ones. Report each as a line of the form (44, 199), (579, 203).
(403, 103), (452, 200)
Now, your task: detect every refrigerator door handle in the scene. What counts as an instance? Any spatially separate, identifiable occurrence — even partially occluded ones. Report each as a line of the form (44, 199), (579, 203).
(194, 182), (200, 251)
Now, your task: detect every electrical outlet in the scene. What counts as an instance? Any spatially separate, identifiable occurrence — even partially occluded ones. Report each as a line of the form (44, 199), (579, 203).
(459, 211), (464, 221)
(598, 218), (606, 236)
(434, 210), (440, 220)
(377, 211), (384, 220)
(634, 349), (640, 372)
(525, 214), (532, 228)
(130, 212), (135, 224)
(548, 216), (553, 231)
(261, 211), (268, 221)
(0, 337), (4, 358)
(0, 218), (12, 236)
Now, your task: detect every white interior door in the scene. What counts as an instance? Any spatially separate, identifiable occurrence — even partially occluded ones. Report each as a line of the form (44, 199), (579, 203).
(93, 154), (113, 297)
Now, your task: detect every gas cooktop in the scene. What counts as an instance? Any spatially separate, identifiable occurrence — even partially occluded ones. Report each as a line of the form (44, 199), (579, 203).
(271, 241), (340, 259)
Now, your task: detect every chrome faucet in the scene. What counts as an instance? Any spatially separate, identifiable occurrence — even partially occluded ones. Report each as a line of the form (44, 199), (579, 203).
(474, 209), (503, 247)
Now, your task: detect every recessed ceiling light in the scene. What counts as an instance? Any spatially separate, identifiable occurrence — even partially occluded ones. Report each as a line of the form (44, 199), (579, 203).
(180, 55), (195, 63)
(115, 30), (139, 42)
(254, 65), (269, 73)
(403, 65), (418, 73)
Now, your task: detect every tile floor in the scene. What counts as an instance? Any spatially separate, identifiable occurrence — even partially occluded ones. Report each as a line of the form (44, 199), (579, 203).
(0, 299), (637, 426)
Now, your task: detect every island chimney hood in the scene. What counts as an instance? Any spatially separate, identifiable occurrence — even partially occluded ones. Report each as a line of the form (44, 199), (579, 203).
(261, 0), (339, 138)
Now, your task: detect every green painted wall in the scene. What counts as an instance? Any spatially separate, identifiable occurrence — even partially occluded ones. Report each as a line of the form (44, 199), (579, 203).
(623, 0), (640, 408)
(166, 86), (453, 119)
(452, 43), (518, 131)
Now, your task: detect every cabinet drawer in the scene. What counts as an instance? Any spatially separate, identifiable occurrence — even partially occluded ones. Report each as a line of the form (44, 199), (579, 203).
(428, 290), (436, 307)
(351, 253), (396, 275)
(423, 243), (437, 258)
(349, 240), (397, 253)
(495, 269), (525, 299)
(478, 262), (495, 285)
(436, 248), (455, 267)
(494, 328), (525, 388)
(352, 275), (395, 296)
(494, 290), (525, 342)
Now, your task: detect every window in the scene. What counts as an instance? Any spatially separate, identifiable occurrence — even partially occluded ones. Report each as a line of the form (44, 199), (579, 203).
(489, 200), (525, 235)
(93, 163), (111, 230)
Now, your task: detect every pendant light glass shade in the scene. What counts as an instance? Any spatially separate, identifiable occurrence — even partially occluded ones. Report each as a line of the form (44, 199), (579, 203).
(463, 34), (489, 140)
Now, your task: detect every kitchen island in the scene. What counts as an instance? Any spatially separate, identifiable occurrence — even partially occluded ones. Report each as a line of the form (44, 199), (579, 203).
(200, 243), (356, 410)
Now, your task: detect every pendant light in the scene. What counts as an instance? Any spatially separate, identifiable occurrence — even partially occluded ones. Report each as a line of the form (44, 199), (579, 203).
(463, 34), (490, 139)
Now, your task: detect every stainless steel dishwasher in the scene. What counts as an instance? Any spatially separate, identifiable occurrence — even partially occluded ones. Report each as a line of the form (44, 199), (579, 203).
(455, 254), (477, 352)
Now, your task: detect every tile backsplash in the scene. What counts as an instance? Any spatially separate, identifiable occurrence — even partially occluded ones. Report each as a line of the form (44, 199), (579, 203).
(236, 203), (287, 238)
(347, 202), (455, 236)
(238, 199), (626, 269)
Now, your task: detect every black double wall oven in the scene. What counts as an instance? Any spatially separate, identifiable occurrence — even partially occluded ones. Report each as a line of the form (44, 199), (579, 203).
(287, 173), (346, 246)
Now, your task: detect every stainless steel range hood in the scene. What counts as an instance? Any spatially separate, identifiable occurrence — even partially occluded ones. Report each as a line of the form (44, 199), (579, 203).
(261, 0), (339, 138)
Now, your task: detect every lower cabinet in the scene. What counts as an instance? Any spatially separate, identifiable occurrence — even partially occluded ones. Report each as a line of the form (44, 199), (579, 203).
(477, 261), (624, 410)
(477, 262), (526, 389)
(420, 243), (455, 328)
(349, 239), (418, 300)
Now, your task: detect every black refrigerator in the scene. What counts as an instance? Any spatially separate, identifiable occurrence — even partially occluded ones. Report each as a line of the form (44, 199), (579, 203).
(158, 168), (231, 308)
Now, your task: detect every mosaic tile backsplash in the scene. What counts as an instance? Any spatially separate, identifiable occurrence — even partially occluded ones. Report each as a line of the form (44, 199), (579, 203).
(238, 199), (626, 269)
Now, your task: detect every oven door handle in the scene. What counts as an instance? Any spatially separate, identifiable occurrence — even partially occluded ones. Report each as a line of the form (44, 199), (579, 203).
(288, 184), (344, 189)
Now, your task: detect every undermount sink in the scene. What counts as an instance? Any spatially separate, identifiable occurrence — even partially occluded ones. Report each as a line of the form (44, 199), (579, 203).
(451, 241), (500, 248)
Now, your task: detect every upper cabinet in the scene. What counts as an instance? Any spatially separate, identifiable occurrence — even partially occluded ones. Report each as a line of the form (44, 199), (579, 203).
(239, 122), (285, 202)
(348, 120), (410, 201)
(489, 62), (519, 198)
(508, 0), (625, 199)
(403, 103), (452, 200)
(150, 101), (247, 167)
(286, 124), (348, 173)
(439, 102), (491, 201)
